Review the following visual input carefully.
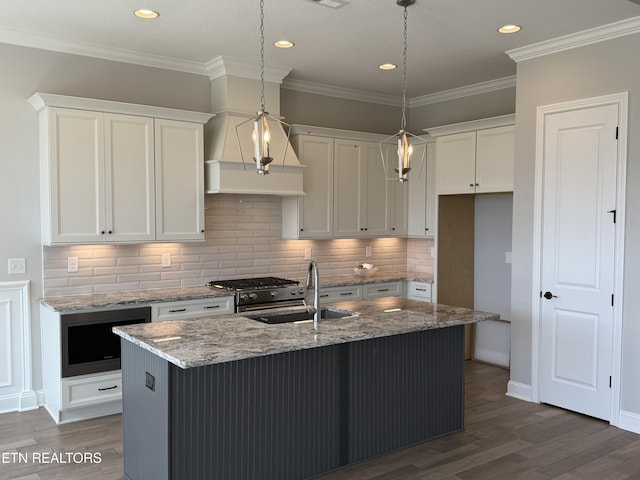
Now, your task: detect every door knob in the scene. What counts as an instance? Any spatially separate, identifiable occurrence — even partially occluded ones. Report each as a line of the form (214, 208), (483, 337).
(543, 291), (558, 299)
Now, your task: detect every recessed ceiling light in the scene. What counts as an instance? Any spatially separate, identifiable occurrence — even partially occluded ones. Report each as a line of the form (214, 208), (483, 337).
(134, 9), (159, 19)
(498, 24), (521, 34)
(379, 63), (397, 71)
(274, 40), (295, 49)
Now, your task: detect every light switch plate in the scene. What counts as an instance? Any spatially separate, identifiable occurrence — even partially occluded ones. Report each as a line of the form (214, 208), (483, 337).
(365, 246), (372, 258)
(162, 253), (171, 268)
(8, 258), (26, 275)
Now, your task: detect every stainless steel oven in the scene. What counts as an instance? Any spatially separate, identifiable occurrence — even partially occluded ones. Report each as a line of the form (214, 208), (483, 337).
(207, 276), (309, 317)
(61, 306), (151, 377)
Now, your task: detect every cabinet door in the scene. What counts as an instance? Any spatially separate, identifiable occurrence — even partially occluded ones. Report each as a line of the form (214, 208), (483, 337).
(362, 142), (390, 236)
(407, 142), (436, 237)
(475, 125), (514, 193)
(104, 114), (155, 242)
(291, 135), (334, 238)
(435, 131), (476, 195)
(154, 119), (205, 241)
(45, 108), (105, 244)
(333, 139), (363, 237)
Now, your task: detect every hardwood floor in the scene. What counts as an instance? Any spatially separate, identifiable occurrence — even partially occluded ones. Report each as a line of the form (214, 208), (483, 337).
(1, 362), (639, 480)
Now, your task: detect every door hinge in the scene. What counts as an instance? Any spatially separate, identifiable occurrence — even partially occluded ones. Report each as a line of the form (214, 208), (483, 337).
(609, 376), (612, 388)
(616, 126), (619, 139)
(611, 294), (614, 306)
(608, 209), (617, 223)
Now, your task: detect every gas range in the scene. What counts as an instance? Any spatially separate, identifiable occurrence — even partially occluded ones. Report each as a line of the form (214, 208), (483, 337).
(207, 276), (307, 311)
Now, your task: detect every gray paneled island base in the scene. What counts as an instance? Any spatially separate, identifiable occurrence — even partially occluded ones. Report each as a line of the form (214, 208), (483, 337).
(113, 297), (498, 480)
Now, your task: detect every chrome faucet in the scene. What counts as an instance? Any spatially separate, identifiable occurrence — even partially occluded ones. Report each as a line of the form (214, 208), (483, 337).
(306, 260), (320, 330)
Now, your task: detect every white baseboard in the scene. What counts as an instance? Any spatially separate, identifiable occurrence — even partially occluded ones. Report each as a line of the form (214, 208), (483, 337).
(0, 389), (38, 414)
(617, 410), (640, 434)
(506, 380), (534, 402)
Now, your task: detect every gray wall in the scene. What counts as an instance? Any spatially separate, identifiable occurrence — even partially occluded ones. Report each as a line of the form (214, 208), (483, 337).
(0, 43), (211, 391)
(410, 87), (517, 131)
(511, 33), (640, 414)
(474, 194), (513, 321)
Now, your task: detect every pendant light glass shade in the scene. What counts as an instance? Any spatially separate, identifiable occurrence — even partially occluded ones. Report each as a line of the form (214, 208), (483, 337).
(379, 0), (425, 183)
(252, 111), (273, 175)
(235, 0), (290, 175)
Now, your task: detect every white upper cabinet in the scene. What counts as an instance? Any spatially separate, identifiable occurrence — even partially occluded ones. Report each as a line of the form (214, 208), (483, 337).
(430, 114), (515, 196)
(105, 113), (156, 242)
(154, 119), (205, 241)
(282, 134), (334, 239)
(474, 125), (515, 194)
(407, 141), (436, 237)
(283, 125), (408, 239)
(29, 93), (213, 245)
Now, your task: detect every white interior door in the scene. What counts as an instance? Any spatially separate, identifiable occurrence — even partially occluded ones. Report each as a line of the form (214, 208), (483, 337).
(539, 103), (619, 421)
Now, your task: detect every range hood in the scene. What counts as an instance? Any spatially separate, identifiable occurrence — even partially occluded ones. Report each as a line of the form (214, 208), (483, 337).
(204, 58), (305, 196)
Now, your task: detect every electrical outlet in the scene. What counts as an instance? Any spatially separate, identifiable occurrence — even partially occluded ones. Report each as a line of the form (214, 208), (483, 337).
(67, 257), (78, 273)
(162, 253), (171, 268)
(365, 246), (372, 258)
(304, 248), (312, 260)
(8, 258), (26, 275)
(429, 247), (435, 258)
(505, 251), (512, 264)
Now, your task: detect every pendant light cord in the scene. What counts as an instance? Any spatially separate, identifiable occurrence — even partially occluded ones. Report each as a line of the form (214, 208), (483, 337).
(401, 5), (408, 131)
(259, 0), (266, 112)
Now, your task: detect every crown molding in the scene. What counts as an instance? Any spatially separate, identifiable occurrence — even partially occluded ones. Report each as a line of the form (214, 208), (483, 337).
(425, 113), (515, 137)
(0, 27), (208, 75)
(206, 56), (292, 83)
(409, 76), (516, 107)
(281, 78), (401, 106)
(507, 16), (640, 62)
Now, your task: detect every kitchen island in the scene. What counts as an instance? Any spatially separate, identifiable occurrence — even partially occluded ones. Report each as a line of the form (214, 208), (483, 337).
(113, 297), (498, 480)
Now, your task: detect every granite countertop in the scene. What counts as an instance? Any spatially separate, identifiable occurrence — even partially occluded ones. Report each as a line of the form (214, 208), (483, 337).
(113, 296), (496, 369)
(41, 273), (434, 312)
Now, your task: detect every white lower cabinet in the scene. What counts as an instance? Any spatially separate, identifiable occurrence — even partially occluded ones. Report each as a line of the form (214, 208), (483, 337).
(151, 297), (234, 322)
(362, 281), (403, 298)
(61, 371), (122, 410)
(318, 285), (363, 303)
(318, 281), (403, 303)
(405, 280), (433, 302)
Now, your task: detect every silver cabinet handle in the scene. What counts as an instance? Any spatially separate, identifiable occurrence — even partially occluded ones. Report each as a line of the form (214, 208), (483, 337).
(340, 292), (354, 296)
(377, 288), (390, 292)
(203, 305), (220, 309)
(416, 288), (427, 292)
(168, 308), (187, 313)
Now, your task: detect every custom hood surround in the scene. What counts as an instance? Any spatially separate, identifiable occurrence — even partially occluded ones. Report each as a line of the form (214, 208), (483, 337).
(204, 57), (305, 196)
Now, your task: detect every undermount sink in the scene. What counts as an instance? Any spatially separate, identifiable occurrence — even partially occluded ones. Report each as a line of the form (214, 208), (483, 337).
(247, 307), (359, 325)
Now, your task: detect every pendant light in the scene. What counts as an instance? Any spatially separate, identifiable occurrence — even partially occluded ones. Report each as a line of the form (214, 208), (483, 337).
(379, 0), (426, 183)
(235, 0), (292, 175)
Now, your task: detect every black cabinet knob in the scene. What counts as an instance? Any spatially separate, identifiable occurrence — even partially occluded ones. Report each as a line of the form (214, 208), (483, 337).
(469, 183), (474, 187)
(108, 230), (112, 234)
(101, 230), (105, 235)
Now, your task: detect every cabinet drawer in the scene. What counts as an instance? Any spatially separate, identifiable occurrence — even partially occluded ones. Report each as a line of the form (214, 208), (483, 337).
(61, 372), (122, 410)
(362, 281), (402, 299)
(318, 285), (362, 303)
(406, 281), (432, 302)
(152, 297), (234, 321)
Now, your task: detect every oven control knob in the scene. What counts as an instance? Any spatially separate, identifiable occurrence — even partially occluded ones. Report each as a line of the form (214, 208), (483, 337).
(298, 289), (305, 295)
(239, 294), (248, 301)
(271, 291), (278, 298)
(249, 293), (258, 300)
(291, 289), (298, 295)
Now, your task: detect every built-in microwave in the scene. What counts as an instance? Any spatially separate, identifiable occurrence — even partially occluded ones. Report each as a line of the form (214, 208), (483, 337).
(61, 306), (151, 378)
